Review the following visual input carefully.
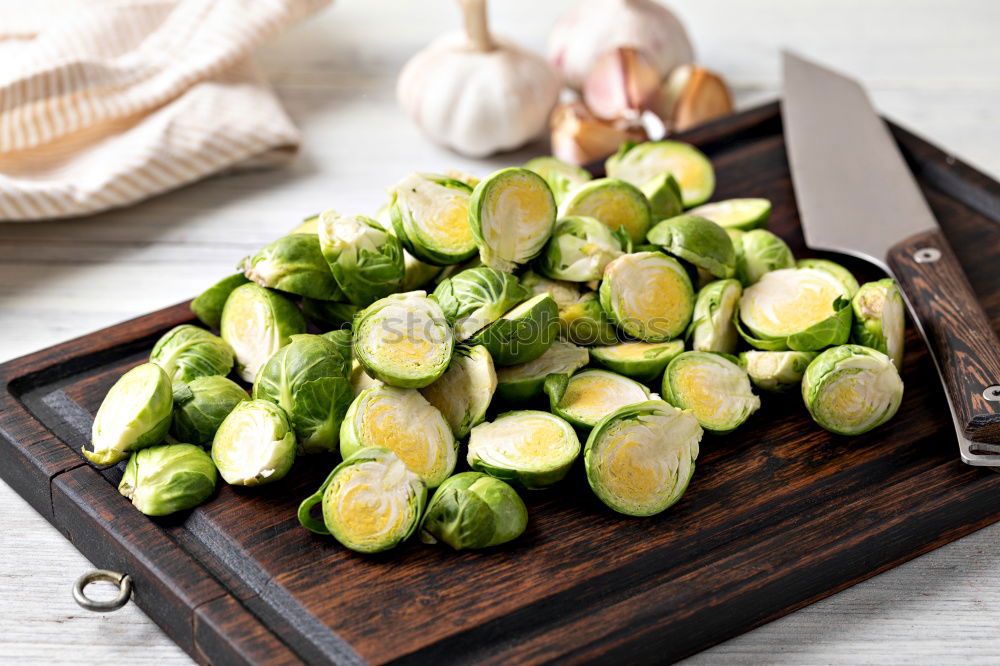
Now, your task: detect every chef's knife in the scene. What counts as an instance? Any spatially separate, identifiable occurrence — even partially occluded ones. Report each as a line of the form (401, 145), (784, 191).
(781, 52), (1000, 465)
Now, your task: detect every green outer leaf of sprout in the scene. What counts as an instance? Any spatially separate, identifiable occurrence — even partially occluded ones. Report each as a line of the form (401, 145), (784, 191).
(170, 375), (249, 445)
(211, 399), (296, 486)
(733, 229), (795, 285)
(559, 292), (619, 346)
(118, 443), (217, 516)
(525, 156), (592, 205)
(604, 140), (715, 207)
(190, 273), (250, 329)
(87, 363), (174, 466)
(519, 270), (582, 310)
(738, 350), (818, 393)
(470, 167), (557, 272)
(495, 339), (590, 402)
(801, 344), (904, 435)
(243, 233), (344, 300)
(557, 178), (652, 244)
(538, 216), (630, 283)
(388, 173), (478, 265)
(599, 251), (695, 342)
(797, 258), (860, 298)
(851, 278), (906, 368)
(431, 266), (529, 341)
(584, 400), (701, 516)
(150, 324), (234, 384)
(662, 351), (760, 433)
(318, 211), (405, 307)
(419, 345), (497, 439)
(466, 293), (559, 366)
(546, 369), (655, 429)
(467, 410), (581, 489)
(687, 279), (742, 354)
(686, 198), (771, 231)
(419, 471), (528, 550)
(646, 215), (736, 279)
(588, 340), (685, 383)
(641, 172), (684, 221)
(220, 283), (306, 383)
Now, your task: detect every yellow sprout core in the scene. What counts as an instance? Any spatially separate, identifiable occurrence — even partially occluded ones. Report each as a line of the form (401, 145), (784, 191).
(814, 355), (901, 432)
(740, 268), (846, 337)
(469, 413), (577, 472)
(327, 455), (416, 550)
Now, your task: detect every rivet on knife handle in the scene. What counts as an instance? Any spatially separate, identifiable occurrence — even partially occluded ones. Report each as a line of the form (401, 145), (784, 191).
(887, 228), (1000, 443)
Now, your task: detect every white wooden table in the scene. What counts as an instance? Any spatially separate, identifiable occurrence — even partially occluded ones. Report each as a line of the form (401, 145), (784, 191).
(2, 1), (999, 663)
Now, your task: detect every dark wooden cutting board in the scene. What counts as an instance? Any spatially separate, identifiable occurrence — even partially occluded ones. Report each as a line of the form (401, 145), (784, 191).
(2, 103), (999, 665)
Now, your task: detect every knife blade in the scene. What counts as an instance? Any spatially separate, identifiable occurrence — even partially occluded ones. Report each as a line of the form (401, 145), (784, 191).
(781, 52), (1000, 465)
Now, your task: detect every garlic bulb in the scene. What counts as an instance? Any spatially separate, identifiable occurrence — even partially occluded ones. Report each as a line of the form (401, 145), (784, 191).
(548, 0), (694, 91)
(397, 0), (561, 157)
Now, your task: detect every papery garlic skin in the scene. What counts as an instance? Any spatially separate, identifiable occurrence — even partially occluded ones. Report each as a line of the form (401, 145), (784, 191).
(548, 0), (694, 91)
(398, 34), (561, 158)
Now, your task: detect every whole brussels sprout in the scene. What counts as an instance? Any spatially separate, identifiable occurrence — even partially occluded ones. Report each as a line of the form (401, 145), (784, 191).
(599, 252), (695, 342)
(212, 400), (297, 486)
(419, 345), (497, 439)
(353, 291), (454, 388)
(467, 410), (581, 489)
(686, 198), (771, 231)
(171, 376), (249, 445)
(662, 352), (760, 433)
(524, 156), (592, 205)
(646, 215), (736, 279)
(388, 173), (477, 265)
(119, 443), (217, 516)
(801, 344), (904, 435)
(589, 340), (685, 383)
(733, 229), (795, 285)
(242, 233), (343, 300)
(470, 167), (557, 273)
(150, 325), (234, 384)
(319, 210), (405, 307)
(797, 258), (860, 297)
(320, 329), (353, 366)
(737, 267), (853, 351)
(87, 363), (173, 465)
(852, 278), (905, 368)
(495, 340), (590, 402)
(641, 172), (684, 222)
(341, 385), (457, 488)
(298, 447), (426, 553)
(688, 279), (742, 354)
(190, 273), (250, 329)
(519, 270), (583, 310)
(739, 350), (818, 393)
(605, 140), (715, 207)
(585, 400), (702, 516)
(558, 178), (651, 244)
(545, 369), (655, 429)
(300, 298), (359, 331)
(466, 293), (559, 366)
(432, 266), (529, 341)
(253, 334), (354, 455)
(558, 292), (619, 346)
(220, 283), (306, 382)
(538, 216), (629, 283)
(420, 472), (528, 550)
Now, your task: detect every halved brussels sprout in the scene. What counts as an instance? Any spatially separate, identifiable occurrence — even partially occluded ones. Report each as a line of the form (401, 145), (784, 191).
(432, 266), (528, 341)
(686, 198), (771, 231)
(87, 363), (173, 466)
(443, 169), (481, 189)
(350, 359), (382, 395)
(545, 369), (655, 429)
(538, 216), (629, 282)
(588, 340), (685, 382)
(388, 172), (478, 265)
(291, 214), (320, 235)
(662, 352), (760, 433)
(242, 234), (343, 300)
(220, 283), (306, 382)
(739, 350), (818, 393)
(737, 267), (853, 351)
(525, 156), (592, 204)
(732, 229), (795, 285)
(150, 325), (234, 384)
(585, 400), (701, 516)
(420, 472), (528, 550)
(519, 270), (582, 310)
(797, 258), (860, 298)
(353, 291), (454, 388)
(171, 376), (249, 445)
(852, 278), (905, 368)
(300, 298), (359, 331)
(252, 334), (353, 455)
(558, 292), (619, 346)
(419, 345), (497, 439)
(319, 210), (405, 307)
(557, 178), (651, 244)
(402, 250), (444, 290)
(599, 251), (695, 342)
(466, 293), (559, 366)
(801, 344), (904, 435)
(211, 399), (297, 486)
(340, 385), (457, 488)
(470, 167), (556, 272)
(119, 443), (217, 516)
(298, 447), (426, 553)
(467, 410), (581, 489)
(495, 339), (590, 402)
(605, 140), (715, 207)
(646, 215), (736, 278)
(688, 279), (742, 354)
(641, 172), (684, 221)
(190, 273), (250, 329)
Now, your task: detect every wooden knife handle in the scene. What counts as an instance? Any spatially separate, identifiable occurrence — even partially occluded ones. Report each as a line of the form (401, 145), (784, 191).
(888, 228), (1000, 443)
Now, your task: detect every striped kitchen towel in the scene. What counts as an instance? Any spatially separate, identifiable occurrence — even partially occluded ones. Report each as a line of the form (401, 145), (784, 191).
(0, 0), (330, 221)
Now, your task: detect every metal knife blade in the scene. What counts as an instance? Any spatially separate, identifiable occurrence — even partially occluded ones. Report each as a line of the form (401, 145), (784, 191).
(781, 51), (1000, 464)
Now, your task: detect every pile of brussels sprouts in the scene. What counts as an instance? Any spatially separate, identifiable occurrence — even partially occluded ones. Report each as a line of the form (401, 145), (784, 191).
(88, 139), (906, 554)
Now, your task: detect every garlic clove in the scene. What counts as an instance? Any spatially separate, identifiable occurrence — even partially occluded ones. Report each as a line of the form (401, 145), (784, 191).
(658, 65), (734, 132)
(582, 47), (662, 121)
(550, 101), (648, 166)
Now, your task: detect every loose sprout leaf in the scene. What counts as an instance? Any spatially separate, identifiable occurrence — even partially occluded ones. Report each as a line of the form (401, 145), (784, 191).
(802, 345), (904, 435)
(662, 352), (760, 433)
(389, 173), (478, 265)
(558, 178), (652, 244)
(470, 167), (557, 272)
(495, 339), (590, 402)
(605, 140), (715, 208)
